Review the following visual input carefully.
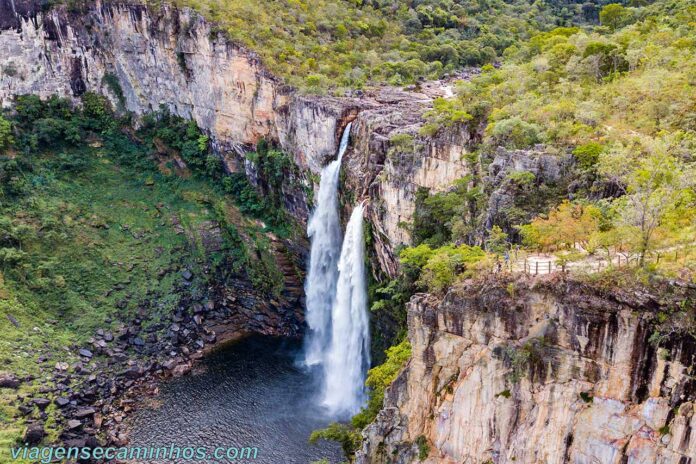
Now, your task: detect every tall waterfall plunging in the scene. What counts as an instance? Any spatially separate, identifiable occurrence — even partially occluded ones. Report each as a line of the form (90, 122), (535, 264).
(302, 123), (370, 417)
(321, 202), (370, 417)
(303, 123), (353, 367)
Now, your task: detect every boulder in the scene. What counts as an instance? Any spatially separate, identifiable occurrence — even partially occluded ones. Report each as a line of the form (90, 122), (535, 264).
(23, 423), (44, 444)
(55, 397), (70, 408)
(6, 314), (20, 328)
(74, 407), (96, 418)
(172, 363), (191, 377)
(0, 373), (20, 389)
(33, 398), (51, 410)
(66, 419), (82, 430)
(123, 367), (143, 380)
(55, 362), (69, 371)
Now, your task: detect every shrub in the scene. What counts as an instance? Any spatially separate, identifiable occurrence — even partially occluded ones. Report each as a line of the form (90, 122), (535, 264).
(418, 245), (486, 294)
(309, 423), (362, 458)
(489, 117), (544, 149)
(573, 142), (605, 170)
(102, 73), (126, 106)
(416, 435), (430, 461)
(389, 133), (416, 154)
(352, 339), (411, 429)
(0, 116), (13, 151)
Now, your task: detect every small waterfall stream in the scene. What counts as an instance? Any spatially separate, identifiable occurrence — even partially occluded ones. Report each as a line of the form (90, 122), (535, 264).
(302, 123), (370, 418)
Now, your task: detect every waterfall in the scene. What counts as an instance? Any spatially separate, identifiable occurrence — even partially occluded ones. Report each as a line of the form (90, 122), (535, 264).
(302, 122), (370, 418)
(303, 123), (353, 367)
(321, 202), (370, 417)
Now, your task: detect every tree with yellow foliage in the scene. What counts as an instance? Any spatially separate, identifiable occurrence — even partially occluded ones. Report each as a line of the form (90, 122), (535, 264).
(519, 201), (601, 252)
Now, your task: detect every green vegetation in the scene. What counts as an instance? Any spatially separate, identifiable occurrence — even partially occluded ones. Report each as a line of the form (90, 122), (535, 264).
(102, 73), (126, 107)
(225, 139), (305, 237)
(0, 116), (12, 150)
(496, 389), (512, 399)
(422, 0), (695, 278)
(412, 177), (484, 247)
(352, 339), (411, 429)
(519, 200), (602, 251)
(498, 338), (546, 383)
(309, 422), (362, 459)
(314, 5), (694, 457)
(400, 243), (487, 294)
(415, 435), (430, 461)
(158, 0), (612, 92)
(312, 339), (411, 458)
(0, 93), (294, 452)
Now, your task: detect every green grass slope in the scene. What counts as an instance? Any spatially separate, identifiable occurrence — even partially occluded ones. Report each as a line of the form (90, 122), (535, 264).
(0, 93), (296, 453)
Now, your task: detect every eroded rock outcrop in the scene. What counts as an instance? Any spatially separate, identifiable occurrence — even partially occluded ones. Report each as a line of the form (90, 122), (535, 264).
(357, 276), (696, 464)
(343, 87), (477, 275)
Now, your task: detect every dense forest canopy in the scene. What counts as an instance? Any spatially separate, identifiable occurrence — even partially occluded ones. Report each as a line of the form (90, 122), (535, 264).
(158, 0), (633, 91)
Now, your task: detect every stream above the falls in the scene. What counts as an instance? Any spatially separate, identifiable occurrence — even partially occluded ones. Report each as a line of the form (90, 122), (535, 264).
(128, 336), (344, 463)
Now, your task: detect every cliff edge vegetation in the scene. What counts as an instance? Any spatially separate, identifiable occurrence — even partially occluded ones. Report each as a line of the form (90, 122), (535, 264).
(149, 0), (618, 92)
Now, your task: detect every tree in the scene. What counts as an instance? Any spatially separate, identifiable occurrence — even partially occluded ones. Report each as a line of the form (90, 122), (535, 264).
(615, 153), (692, 266)
(519, 201), (601, 251)
(0, 116), (13, 151)
(486, 225), (509, 255)
(599, 4), (632, 30)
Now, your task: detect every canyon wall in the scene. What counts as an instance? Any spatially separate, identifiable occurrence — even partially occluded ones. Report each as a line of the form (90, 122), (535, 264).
(356, 275), (696, 464)
(0, 0), (471, 271)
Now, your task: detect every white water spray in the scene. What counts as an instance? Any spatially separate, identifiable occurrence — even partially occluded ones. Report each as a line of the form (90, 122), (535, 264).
(303, 123), (353, 366)
(302, 123), (370, 417)
(321, 202), (370, 417)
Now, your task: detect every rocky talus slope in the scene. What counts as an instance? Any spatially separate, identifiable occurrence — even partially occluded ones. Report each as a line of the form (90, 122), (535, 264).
(357, 275), (696, 464)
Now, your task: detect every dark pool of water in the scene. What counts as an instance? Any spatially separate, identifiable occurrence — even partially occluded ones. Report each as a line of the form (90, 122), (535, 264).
(129, 336), (344, 463)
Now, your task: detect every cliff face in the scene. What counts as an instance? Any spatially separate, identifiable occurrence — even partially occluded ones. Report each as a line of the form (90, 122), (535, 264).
(0, 1), (285, 147)
(0, 0), (472, 267)
(343, 87), (476, 275)
(357, 276), (696, 464)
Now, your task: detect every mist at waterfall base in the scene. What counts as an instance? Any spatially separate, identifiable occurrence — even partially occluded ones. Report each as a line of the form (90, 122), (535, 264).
(129, 337), (343, 464)
(302, 122), (371, 419)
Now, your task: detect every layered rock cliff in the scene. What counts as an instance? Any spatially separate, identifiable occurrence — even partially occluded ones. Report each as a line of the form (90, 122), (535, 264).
(0, 0), (474, 272)
(357, 275), (696, 464)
